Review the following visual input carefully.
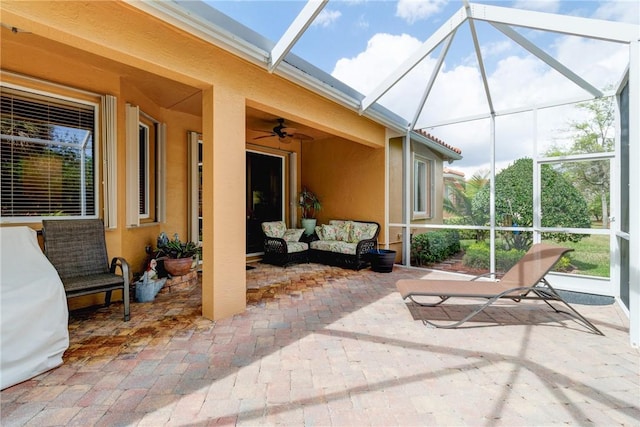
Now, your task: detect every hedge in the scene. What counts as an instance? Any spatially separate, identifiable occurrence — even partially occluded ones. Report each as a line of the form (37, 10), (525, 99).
(411, 230), (460, 266)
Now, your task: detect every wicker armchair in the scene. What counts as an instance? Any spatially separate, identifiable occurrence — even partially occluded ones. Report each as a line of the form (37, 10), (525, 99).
(42, 219), (131, 321)
(261, 221), (309, 267)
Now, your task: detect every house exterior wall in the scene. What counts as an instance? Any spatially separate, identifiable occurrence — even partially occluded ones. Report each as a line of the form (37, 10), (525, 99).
(388, 137), (447, 262)
(302, 137), (386, 243)
(0, 0), (388, 320)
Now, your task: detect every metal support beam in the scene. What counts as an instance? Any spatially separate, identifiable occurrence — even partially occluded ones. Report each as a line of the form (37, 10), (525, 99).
(467, 11), (494, 114)
(269, 0), (328, 72)
(360, 6), (468, 113)
(628, 40), (639, 348)
(468, 2), (638, 43)
(402, 130), (412, 266)
(409, 33), (456, 128)
(492, 22), (603, 98)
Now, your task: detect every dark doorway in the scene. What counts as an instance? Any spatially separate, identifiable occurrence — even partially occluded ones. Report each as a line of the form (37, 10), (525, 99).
(246, 151), (283, 254)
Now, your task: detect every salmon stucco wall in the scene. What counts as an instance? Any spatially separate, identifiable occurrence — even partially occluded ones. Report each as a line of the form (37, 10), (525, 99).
(301, 137), (387, 245)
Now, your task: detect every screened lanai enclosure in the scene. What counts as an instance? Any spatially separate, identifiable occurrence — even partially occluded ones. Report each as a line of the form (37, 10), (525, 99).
(138, 1), (638, 344)
(366, 3), (639, 345)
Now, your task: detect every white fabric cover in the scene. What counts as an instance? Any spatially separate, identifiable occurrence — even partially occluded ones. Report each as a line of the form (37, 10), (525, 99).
(1, 227), (69, 390)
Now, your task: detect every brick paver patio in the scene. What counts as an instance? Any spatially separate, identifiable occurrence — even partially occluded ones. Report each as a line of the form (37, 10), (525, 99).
(2, 263), (638, 426)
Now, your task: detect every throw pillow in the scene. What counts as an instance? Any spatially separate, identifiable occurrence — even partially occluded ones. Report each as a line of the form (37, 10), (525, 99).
(349, 222), (377, 243)
(335, 221), (352, 242)
(321, 224), (338, 241)
(315, 226), (324, 240)
(283, 228), (305, 242)
(261, 221), (286, 238)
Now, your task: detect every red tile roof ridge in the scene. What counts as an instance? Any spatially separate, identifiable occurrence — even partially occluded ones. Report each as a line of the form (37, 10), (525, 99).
(415, 129), (462, 154)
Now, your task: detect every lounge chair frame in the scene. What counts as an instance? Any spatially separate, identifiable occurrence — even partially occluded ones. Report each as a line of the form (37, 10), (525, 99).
(397, 244), (603, 335)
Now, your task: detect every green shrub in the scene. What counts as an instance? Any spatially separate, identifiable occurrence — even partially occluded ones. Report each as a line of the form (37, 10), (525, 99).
(443, 217), (483, 241)
(462, 241), (572, 273)
(461, 242), (489, 269)
(463, 242), (525, 272)
(554, 255), (572, 272)
(496, 248), (526, 272)
(411, 230), (460, 266)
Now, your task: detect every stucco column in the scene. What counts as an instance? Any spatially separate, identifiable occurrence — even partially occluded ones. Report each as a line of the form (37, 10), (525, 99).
(201, 86), (246, 320)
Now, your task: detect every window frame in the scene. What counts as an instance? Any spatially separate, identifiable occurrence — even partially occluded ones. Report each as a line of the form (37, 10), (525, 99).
(138, 122), (150, 219)
(412, 154), (434, 219)
(0, 82), (100, 223)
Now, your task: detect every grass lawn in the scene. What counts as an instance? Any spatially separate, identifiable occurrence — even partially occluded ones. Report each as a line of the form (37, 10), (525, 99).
(556, 234), (610, 278)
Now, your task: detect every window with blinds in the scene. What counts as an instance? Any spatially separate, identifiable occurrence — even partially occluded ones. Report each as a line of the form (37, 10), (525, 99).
(0, 87), (97, 220)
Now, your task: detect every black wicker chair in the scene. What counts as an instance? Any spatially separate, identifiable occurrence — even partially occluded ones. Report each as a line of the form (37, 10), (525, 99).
(42, 219), (131, 321)
(262, 236), (309, 267)
(261, 221), (309, 267)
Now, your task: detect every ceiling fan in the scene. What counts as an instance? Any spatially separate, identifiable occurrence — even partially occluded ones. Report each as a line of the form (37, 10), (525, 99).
(253, 118), (313, 143)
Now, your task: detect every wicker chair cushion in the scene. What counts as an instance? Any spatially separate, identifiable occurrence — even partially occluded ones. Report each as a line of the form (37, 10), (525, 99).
(283, 228), (305, 242)
(310, 240), (357, 255)
(331, 222), (351, 242)
(286, 242), (309, 253)
(318, 224), (338, 240)
(262, 221), (286, 238)
(349, 222), (378, 243)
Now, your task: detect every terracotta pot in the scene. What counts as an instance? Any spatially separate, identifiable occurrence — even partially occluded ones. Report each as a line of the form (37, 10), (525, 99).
(163, 257), (193, 276)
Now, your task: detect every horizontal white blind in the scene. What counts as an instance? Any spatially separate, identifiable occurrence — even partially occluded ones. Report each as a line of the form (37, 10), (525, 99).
(1, 87), (96, 219)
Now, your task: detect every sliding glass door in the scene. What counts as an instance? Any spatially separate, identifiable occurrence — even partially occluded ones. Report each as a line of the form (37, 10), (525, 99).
(246, 151), (284, 255)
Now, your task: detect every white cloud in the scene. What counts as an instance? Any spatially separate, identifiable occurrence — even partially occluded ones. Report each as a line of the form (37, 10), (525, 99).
(511, 0), (561, 13)
(480, 40), (515, 59)
(331, 2), (631, 177)
(312, 9), (342, 27)
(592, 0), (640, 24)
(332, 33), (424, 94)
(396, 0), (448, 24)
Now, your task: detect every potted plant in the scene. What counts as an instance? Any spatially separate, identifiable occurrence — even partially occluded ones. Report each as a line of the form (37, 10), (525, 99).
(156, 232), (200, 276)
(298, 187), (321, 235)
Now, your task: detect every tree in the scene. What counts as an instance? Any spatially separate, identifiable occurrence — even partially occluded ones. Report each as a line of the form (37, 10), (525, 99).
(443, 169), (489, 241)
(546, 96), (614, 227)
(472, 158), (590, 250)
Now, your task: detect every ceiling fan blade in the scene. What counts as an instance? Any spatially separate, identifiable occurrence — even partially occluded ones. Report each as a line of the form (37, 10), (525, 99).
(250, 128), (275, 135)
(253, 134), (276, 140)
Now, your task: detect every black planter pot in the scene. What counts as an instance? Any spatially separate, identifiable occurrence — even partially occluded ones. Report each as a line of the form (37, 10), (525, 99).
(368, 249), (396, 273)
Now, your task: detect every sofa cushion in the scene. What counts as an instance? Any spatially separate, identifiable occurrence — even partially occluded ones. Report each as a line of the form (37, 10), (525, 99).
(310, 240), (357, 255)
(262, 221), (286, 238)
(349, 222), (378, 243)
(336, 221), (351, 242)
(286, 241), (309, 253)
(320, 224), (338, 241)
(283, 228), (305, 242)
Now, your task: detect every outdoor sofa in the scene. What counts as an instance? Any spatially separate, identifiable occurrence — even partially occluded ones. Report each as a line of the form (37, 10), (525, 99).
(262, 219), (380, 270)
(309, 220), (380, 270)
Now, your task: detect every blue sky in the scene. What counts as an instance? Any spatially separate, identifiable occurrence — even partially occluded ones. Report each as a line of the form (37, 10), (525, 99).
(205, 0), (637, 177)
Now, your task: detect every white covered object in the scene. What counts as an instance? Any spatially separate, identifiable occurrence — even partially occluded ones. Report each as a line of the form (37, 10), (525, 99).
(1, 226), (69, 390)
